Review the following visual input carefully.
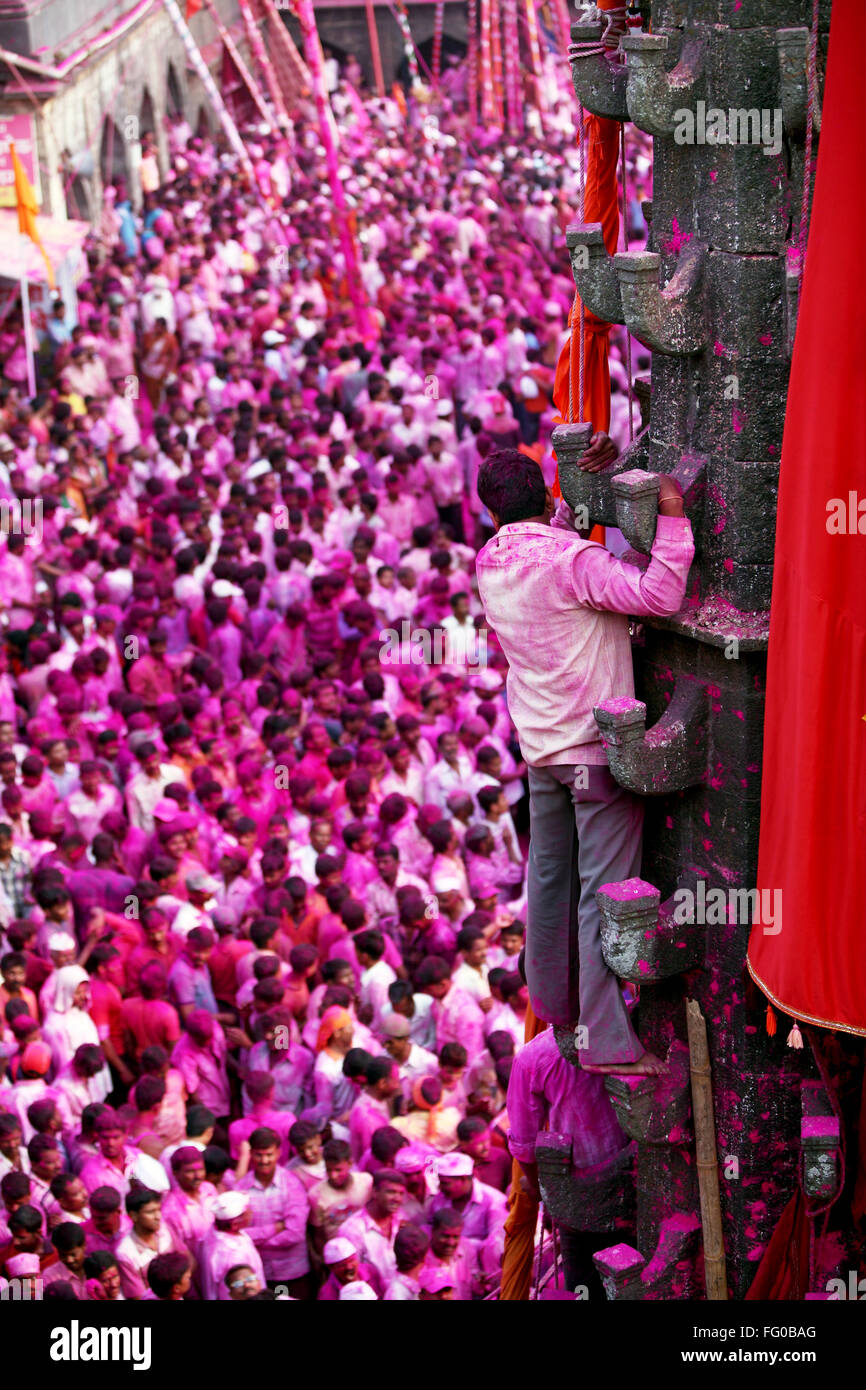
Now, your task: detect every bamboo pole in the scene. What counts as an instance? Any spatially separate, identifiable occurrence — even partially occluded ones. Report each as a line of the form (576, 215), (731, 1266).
(685, 999), (729, 1301)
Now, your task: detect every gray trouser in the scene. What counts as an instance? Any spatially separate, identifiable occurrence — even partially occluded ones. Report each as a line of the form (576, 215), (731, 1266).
(526, 762), (644, 1064)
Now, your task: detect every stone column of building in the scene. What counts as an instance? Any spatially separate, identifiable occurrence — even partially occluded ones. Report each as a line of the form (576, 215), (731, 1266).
(536, 0), (833, 1299)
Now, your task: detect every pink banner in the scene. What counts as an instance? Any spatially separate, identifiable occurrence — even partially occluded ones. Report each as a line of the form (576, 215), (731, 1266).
(0, 114), (41, 210)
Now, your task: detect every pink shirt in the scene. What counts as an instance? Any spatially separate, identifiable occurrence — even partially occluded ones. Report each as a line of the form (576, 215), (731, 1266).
(236, 1167), (310, 1281)
(161, 1182), (219, 1259)
(348, 1092), (392, 1165)
(432, 985), (487, 1064)
(475, 512), (694, 766)
(170, 1030), (230, 1115)
(199, 1227), (265, 1301)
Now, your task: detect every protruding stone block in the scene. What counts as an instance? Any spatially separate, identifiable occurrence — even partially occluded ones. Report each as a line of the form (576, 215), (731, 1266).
(614, 244), (708, 356)
(556, 426), (652, 532)
(593, 677), (710, 796)
(623, 31), (704, 139)
(569, 20), (629, 122)
(776, 27), (817, 138)
(566, 222), (624, 325)
(536, 1132), (636, 1234)
(604, 1040), (693, 1146)
(593, 1243), (646, 1301)
(598, 878), (705, 982)
(594, 1211), (702, 1301)
(611, 469), (660, 554)
(801, 1115), (840, 1201)
(640, 1212), (703, 1299)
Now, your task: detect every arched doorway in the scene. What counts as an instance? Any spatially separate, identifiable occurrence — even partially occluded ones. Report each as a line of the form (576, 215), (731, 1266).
(166, 62), (183, 117)
(99, 117), (128, 192)
(139, 87), (157, 144)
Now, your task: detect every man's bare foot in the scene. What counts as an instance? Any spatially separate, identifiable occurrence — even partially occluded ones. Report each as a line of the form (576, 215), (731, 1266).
(580, 1051), (669, 1076)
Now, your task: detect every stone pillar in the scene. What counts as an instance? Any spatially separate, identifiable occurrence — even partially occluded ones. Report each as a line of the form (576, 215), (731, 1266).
(557, 0), (830, 1296)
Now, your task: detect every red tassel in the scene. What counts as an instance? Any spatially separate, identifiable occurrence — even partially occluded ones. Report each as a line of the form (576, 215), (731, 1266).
(766, 1004), (777, 1037)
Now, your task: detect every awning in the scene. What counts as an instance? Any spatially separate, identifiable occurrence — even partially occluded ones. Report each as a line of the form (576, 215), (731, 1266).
(0, 209), (90, 285)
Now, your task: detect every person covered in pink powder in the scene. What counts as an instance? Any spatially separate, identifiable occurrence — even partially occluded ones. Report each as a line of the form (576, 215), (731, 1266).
(475, 449), (694, 1075)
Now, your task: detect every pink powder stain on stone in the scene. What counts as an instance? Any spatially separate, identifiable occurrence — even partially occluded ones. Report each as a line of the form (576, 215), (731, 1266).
(709, 170), (718, 183)
(758, 332), (772, 345)
(702, 809), (711, 826)
(734, 710), (744, 720)
(732, 407), (744, 433)
(702, 839), (713, 852)
(801, 1116), (838, 1139)
(768, 444), (777, 456)
(665, 816), (674, 829)
(599, 1244), (642, 1271)
(601, 697), (644, 715)
(713, 340), (726, 355)
(600, 876), (656, 900)
(723, 558), (734, 573)
(661, 218), (694, 255)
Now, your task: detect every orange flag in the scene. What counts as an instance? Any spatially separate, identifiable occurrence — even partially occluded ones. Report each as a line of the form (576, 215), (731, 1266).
(10, 139), (55, 289)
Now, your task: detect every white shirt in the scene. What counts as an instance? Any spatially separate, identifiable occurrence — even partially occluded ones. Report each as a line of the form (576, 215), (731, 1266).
(360, 959), (397, 1031)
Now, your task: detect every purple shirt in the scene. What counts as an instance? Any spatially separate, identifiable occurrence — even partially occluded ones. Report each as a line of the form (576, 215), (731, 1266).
(506, 1028), (628, 1170)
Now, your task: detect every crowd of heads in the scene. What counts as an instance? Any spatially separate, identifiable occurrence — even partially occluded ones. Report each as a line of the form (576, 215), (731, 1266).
(0, 45), (651, 1300)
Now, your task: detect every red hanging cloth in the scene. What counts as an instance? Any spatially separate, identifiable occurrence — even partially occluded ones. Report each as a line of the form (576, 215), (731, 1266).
(746, 0), (866, 1038)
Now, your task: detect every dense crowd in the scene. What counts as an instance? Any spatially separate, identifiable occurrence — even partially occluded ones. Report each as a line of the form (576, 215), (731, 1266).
(0, 56), (654, 1301)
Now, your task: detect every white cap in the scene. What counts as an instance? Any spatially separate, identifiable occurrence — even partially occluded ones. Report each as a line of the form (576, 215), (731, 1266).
(339, 1280), (378, 1300)
(213, 1191), (249, 1221)
(431, 870), (462, 894)
(323, 1236), (357, 1265)
(48, 932), (77, 953)
(437, 1152), (473, 1178)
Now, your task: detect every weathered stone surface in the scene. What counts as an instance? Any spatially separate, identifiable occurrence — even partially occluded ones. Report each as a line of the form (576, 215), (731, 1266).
(594, 1212), (702, 1301)
(536, 1133), (637, 1234)
(614, 244), (709, 356)
(594, 678), (710, 796)
(612, 470), (661, 554)
(605, 1040), (693, 1145)
(569, 21), (630, 123)
(598, 878), (704, 981)
(555, 1), (828, 1296)
(801, 1116), (840, 1201)
(566, 222), (625, 325)
(593, 1243), (646, 1301)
